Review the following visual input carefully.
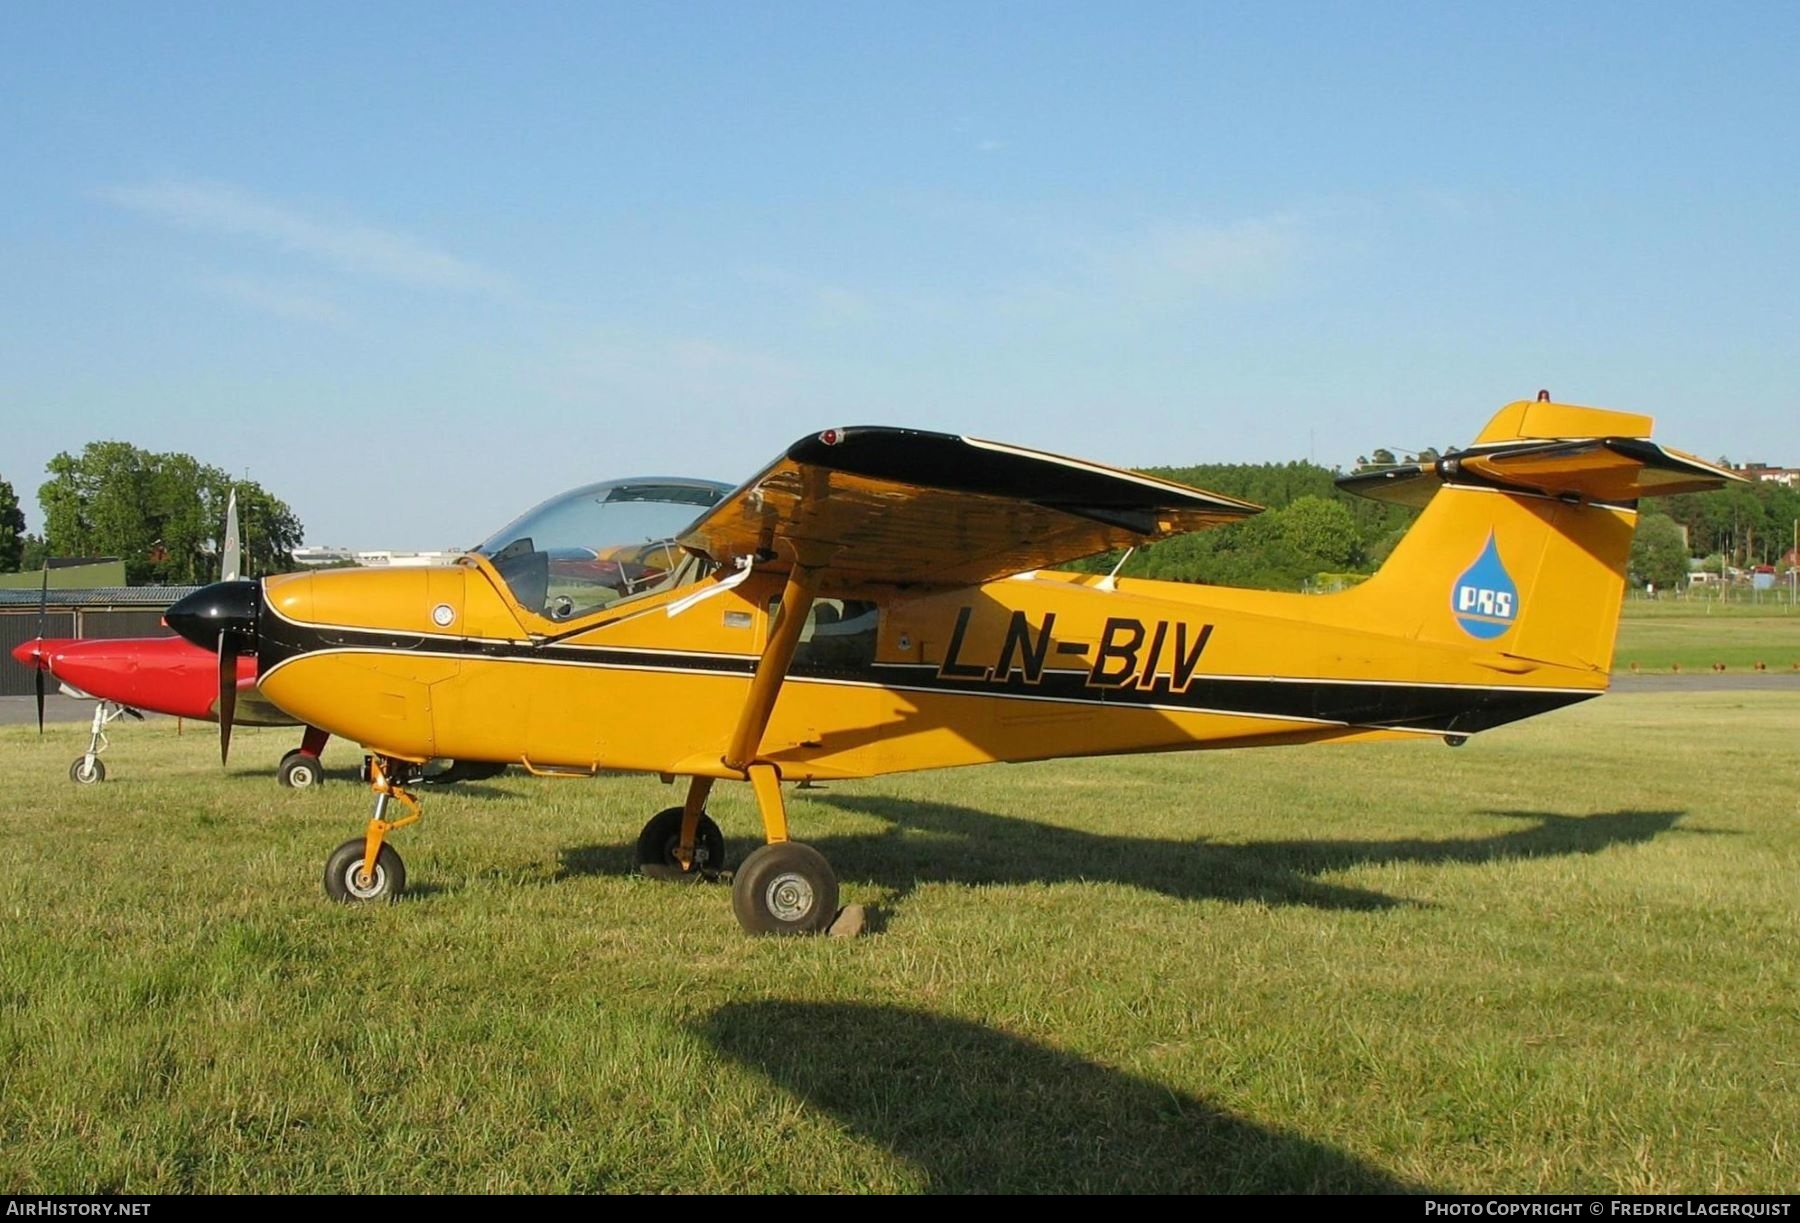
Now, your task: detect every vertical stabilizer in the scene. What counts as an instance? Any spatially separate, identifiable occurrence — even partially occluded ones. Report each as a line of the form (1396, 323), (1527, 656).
(222, 488), (242, 582)
(1338, 400), (1741, 674)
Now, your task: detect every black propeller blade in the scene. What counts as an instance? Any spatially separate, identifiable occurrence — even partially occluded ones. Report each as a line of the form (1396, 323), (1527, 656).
(165, 580), (262, 768)
(218, 634), (238, 765)
(33, 564), (47, 735)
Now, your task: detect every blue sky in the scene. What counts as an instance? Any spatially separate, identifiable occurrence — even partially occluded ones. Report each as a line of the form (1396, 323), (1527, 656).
(3, 2), (1796, 548)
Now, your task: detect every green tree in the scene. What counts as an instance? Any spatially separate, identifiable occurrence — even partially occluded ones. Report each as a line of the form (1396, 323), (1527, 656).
(39, 442), (303, 583)
(1070, 457), (1417, 591)
(1649, 481), (1796, 568)
(229, 482), (305, 577)
(1628, 513), (1689, 591)
(1276, 496), (1360, 569)
(0, 474), (24, 571)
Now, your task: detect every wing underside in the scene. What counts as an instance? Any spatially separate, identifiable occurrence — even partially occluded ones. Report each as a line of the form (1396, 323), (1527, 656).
(679, 427), (1261, 587)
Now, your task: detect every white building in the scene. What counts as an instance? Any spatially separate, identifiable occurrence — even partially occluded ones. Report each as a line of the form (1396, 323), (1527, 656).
(291, 546), (464, 568)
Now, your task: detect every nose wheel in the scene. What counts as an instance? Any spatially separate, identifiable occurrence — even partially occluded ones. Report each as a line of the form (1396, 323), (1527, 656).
(323, 756), (420, 904)
(324, 838), (405, 902)
(67, 700), (133, 784)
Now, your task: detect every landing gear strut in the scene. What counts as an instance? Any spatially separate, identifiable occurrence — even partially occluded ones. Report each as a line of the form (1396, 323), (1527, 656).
(636, 806), (726, 877)
(729, 763), (837, 935)
(323, 756), (420, 903)
(67, 700), (139, 784)
(639, 769), (839, 932)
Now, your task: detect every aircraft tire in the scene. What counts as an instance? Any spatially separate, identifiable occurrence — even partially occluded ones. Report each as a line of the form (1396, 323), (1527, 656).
(323, 838), (406, 904)
(731, 841), (838, 936)
(69, 757), (105, 784)
(278, 751), (323, 789)
(636, 807), (726, 877)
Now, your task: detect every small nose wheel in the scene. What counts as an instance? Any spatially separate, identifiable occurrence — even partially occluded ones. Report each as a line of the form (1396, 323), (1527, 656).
(69, 757), (106, 785)
(731, 841), (838, 935)
(323, 757), (421, 904)
(324, 838), (406, 903)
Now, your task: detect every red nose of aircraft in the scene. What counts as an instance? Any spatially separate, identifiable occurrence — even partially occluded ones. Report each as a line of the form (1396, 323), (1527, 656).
(10, 639), (48, 670)
(10, 636), (254, 719)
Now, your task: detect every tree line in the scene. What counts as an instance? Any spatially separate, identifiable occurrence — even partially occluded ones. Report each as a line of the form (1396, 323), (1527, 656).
(1628, 477), (1800, 591)
(1069, 460), (1419, 590)
(0, 442), (302, 583)
(1076, 458), (1799, 594)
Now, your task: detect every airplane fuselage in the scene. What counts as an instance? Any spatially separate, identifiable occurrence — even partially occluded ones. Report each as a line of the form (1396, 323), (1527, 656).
(245, 553), (1610, 782)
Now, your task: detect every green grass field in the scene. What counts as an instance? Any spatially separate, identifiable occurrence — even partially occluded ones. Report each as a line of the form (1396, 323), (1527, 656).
(1, 692), (1796, 1193)
(1616, 602), (1800, 671)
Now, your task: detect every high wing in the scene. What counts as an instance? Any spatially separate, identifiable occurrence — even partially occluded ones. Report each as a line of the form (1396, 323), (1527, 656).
(1338, 438), (1742, 508)
(678, 427), (1262, 587)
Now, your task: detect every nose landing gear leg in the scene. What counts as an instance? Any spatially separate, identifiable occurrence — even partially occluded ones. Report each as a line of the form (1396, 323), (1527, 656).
(323, 756), (420, 903)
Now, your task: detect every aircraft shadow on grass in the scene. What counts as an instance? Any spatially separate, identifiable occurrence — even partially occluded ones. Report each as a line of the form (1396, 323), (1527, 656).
(695, 999), (1423, 1193)
(559, 798), (1687, 912)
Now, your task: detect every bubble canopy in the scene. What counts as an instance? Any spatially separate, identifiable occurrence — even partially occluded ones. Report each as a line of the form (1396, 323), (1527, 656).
(471, 477), (732, 621)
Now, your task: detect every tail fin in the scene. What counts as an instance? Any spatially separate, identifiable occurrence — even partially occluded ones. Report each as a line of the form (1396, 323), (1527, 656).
(1340, 399), (1742, 673)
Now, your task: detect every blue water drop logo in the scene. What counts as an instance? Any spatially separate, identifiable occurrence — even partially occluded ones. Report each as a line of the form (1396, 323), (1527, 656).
(1451, 531), (1519, 639)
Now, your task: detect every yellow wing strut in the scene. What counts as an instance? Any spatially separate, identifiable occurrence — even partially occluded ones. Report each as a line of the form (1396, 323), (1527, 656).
(722, 560), (824, 773)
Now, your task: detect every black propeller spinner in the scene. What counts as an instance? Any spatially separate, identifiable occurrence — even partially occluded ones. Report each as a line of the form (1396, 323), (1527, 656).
(165, 580), (262, 765)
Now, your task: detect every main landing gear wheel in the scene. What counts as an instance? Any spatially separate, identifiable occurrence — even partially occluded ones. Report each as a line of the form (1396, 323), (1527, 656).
(731, 841), (838, 936)
(69, 757), (105, 785)
(323, 838), (406, 903)
(636, 806), (726, 876)
(278, 750), (323, 789)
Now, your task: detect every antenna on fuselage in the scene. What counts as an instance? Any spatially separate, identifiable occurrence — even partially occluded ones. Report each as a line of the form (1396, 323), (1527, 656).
(1097, 547), (1135, 593)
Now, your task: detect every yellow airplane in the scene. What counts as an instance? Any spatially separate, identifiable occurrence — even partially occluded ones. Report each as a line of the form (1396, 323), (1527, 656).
(165, 396), (1739, 934)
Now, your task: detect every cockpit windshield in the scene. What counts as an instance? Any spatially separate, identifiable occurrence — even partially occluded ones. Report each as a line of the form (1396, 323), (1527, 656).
(472, 477), (732, 622)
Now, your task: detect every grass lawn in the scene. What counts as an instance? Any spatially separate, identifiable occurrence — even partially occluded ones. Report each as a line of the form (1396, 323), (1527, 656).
(0, 692), (1795, 1193)
(1616, 600), (1800, 671)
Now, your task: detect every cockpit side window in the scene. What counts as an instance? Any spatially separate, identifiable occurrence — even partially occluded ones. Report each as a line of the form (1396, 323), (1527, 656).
(775, 598), (880, 675)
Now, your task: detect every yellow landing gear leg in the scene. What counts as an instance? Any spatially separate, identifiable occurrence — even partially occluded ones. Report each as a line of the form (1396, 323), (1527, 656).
(677, 776), (717, 867)
(716, 554), (840, 934)
(731, 762), (837, 935)
(635, 776), (725, 878)
(747, 764), (789, 843)
(323, 756), (419, 903)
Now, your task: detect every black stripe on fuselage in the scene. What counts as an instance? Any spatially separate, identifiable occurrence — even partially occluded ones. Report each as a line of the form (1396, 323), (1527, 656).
(256, 617), (1596, 735)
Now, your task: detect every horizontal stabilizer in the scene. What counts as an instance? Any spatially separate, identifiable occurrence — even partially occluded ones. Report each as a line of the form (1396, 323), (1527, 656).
(1339, 400), (1743, 507)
